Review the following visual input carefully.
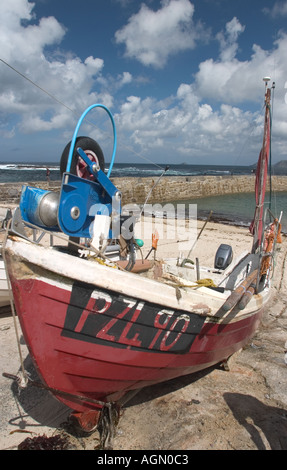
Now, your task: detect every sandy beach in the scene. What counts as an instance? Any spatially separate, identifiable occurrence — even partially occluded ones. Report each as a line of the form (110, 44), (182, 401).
(1, 212), (287, 451)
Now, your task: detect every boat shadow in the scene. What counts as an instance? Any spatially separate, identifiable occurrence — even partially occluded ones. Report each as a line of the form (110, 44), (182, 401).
(9, 354), (287, 450)
(9, 353), (71, 432)
(124, 366), (216, 408)
(0, 305), (13, 319)
(223, 393), (287, 450)
(10, 350), (216, 433)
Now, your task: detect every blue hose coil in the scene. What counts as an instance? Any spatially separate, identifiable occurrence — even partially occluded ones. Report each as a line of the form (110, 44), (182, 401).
(66, 104), (117, 178)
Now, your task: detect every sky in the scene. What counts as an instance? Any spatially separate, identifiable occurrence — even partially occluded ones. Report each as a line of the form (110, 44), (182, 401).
(0, 0), (287, 167)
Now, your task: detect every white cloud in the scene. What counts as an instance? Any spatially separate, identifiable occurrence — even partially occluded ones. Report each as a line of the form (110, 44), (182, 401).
(114, 84), (256, 164)
(0, 0), (110, 134)
(1, 0), (34, 24)
(217, 17), (245, 61)
(115, 0), (209, 68)
(189, 27), (287, 162)
(120, 71), (133, 85)
(115, 22), (287, 164)
(263, 1), (287, 17)
(194, 31), (287, 106)
(1, 2), (65, 63)
(0, 1), (287, 165)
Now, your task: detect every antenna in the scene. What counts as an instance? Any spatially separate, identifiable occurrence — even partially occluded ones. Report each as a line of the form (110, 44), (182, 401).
(263, 76), (271, 91)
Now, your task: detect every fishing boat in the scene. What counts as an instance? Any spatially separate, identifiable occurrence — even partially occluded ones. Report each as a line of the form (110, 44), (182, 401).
(0, 256), (9, 308)
(0, 208), (12, 308)
(2, 81), (282, 447)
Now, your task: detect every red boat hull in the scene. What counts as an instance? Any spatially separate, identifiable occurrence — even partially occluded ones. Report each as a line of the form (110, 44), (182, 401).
(9, 271), (263, 415)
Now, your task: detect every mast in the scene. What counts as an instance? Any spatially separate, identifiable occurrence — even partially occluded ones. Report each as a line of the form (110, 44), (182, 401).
(250, 78), (272, 253)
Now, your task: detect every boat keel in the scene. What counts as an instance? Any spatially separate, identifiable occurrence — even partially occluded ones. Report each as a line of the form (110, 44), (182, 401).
(70, 403), (121, 449)
(69, 409), (102, 434)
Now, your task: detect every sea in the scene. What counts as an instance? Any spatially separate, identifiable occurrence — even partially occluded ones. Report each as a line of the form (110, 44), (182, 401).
(0, 161), (286, 232)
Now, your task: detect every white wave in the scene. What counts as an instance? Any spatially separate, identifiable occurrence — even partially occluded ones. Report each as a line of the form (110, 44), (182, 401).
(0, 164), (59, 171)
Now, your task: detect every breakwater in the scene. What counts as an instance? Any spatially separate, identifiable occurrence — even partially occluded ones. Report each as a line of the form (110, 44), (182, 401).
(1, 175), (287, 205)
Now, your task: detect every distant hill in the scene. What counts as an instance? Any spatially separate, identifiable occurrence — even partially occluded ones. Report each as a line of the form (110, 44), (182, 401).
(273, 160), (287, 175)
(249, 160), (287, 175)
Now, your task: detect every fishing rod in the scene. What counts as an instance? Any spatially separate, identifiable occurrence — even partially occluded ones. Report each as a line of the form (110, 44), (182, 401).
(140, 165), (170, 217)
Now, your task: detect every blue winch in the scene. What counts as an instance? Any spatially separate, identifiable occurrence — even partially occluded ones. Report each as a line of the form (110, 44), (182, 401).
(19, 104), (122, 242)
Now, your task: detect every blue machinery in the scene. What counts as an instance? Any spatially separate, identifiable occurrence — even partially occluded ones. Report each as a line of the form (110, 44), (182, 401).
(19, 105), (122, 240)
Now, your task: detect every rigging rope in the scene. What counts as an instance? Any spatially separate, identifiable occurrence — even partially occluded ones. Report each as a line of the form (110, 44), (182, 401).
(0, 58), (165, 172)
(0, 58), (75, 115)
(2, 219), (28, 387)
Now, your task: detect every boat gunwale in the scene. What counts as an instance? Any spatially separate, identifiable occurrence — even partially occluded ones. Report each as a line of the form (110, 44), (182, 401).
(5, 235), (269, 323)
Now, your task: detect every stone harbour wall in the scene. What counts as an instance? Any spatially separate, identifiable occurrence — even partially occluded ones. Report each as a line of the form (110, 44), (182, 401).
(1, 175), (287, 205)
